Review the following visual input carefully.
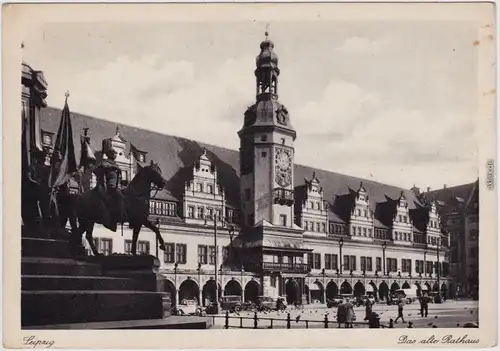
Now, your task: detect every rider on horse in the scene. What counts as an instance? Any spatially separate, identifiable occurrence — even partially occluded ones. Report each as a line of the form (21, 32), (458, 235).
(94, 141), (124, 231)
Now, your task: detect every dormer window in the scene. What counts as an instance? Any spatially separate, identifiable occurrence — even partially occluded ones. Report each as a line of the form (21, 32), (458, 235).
(42, 133), (53, 146)
(197, 183), (203, 192)
(138, 153), (146, 163)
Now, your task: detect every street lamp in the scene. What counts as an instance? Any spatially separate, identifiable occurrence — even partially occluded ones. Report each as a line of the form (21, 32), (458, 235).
(338, 237), (344, 275)
(321, 268), (326, 304)
(220, 264), (224, 300)
(423, 243), (428, 278)
(240, 267), (244, 301)
(382, 241), (387, 276)
(174, 262), (178, 304)
(155, 218), (160, 258)
(436, 241), (441, 293)
(197, 262), (202, 304)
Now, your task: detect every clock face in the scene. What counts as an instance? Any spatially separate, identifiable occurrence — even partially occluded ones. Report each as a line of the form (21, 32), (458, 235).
(275, 148), (292, 187)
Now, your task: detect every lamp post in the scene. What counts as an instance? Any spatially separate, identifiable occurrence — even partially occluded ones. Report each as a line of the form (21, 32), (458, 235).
(321, 268), (326, 304)
(174, 262), (178, 305)
(436, 241), (441, 293)
(339, 237), (344, 275)
(423, 244), (428, 278)
(220, 264), (224, 299)
(240, 267), (244, 301)
(155, 218), (160, 258)
(382, 241), (387, 276)
(197, 262), (202, 305)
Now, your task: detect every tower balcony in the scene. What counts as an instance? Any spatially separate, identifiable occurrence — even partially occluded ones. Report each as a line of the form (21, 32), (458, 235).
(273, 188), (294, 206)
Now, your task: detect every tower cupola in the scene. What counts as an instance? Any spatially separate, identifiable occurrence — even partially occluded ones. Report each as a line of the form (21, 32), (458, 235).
(255, 31), (280, 101)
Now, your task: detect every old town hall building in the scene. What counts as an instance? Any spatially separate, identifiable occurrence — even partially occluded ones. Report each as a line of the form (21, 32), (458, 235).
(39, 35), (453, 307)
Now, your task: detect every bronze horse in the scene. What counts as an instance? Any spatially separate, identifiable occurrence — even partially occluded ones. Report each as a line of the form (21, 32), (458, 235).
(65, 163), (167, 256)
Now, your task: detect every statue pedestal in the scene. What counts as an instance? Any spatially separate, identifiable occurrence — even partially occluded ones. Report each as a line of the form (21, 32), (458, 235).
(87, 255), (165, 292)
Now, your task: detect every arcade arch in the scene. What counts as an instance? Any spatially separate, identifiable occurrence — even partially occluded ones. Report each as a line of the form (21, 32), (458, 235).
(353, 281), (365, 297)
(178, 279), (199, 303)
(340, 281), (352, 295)
(326, 281), (339, 299)
(224, 279), (242, 297)
(202, 279), (222, 307)
(244, 280), (260, 303)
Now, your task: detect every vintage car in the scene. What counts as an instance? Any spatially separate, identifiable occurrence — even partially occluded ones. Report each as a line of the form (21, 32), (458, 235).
(220, 295), (243, 312)
(327, 296), (344, 308)
(176, 299), (203, 316)
(256, 296), (277, 311)
(358, 295), (376, 306)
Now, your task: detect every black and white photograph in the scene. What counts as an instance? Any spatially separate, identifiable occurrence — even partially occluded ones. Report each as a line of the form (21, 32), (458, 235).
(3, 2), (497, 348)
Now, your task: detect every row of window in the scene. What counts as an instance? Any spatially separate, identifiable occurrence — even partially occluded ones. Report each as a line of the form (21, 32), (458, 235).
(354, 208), (371, 218)
(397, 214), (409, 223)
(189, 181), (218, 195)
(163, 243), (230, 265)
(307, 253), (449, 275)
(306, 200), (324, 211)
(87, 238), (150, 256)
(186, 206), (240, 223)
(394, 231), (412, 241)
(351, 226), (373, 237)
(304, 221), (326, 233)
(150, 201), (177, 217)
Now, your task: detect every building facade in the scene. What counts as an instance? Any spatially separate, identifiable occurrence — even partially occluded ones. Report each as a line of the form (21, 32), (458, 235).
(39, 35), (453, 306)
(425, 181), (479, 298)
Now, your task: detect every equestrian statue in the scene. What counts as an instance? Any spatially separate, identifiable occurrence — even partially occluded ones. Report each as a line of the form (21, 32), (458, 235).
(61, 139), (168, 256)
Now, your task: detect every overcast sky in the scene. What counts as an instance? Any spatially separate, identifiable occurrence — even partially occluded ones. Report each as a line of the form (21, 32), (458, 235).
(23, 21), (479, 190)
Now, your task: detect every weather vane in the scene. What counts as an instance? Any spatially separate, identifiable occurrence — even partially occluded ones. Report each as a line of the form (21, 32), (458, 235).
(65, 90), (70, 103)
(265, 23), (270, 39)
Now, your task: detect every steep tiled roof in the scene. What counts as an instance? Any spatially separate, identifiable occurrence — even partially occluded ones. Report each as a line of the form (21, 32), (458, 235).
(425, 182), (476, 204)
(41, 106), (425, 214)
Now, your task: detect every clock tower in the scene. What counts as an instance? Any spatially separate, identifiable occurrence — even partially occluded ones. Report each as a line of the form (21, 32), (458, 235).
(238, 32), (297, 228)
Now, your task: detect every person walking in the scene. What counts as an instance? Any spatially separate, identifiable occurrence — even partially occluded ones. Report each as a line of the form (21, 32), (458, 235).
(345, 298), (355, 328)
(422, 295), (429, 317)
(364, 300), (373, 321)
(336, 301), (346, 328)
(394, 299), (406, 324)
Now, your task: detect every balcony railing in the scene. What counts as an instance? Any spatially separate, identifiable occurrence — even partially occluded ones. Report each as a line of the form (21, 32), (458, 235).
(273, 188), (294, 206)
(246, 262), (310, 274)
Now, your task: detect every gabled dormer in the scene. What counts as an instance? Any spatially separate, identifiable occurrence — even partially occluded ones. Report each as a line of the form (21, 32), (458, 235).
(349, 182), (374, 240)
(300, 172), (328, 235)
(183, 149), (231, 226)
(426, 200), (442, 247)
(392, 191), (413, 244)
(102, 127), (138, 186)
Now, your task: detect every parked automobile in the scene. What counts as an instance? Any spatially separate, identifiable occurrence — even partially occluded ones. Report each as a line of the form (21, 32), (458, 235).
(429, 292), (443, 304)
(176, 299), (203, 316)
(327, 296), (344, 308)
(220, 295), (243, 312)
(256, 296), (277, 311)
(359, 295), (376, 306)
(393, 289), (417, 304)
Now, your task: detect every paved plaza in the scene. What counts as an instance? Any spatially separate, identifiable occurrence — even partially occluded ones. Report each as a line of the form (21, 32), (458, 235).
(207, 300), (478, 329)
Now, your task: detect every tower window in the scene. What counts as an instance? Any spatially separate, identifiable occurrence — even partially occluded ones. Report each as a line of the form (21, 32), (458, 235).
(279, 214), (287, 226)
(261, 135), (268, 142)
(281, 138), (285, 145)
(261, 151), (267, 158)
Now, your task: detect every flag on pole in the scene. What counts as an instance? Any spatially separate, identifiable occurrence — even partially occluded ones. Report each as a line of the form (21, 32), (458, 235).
(48, 92), (77, 193)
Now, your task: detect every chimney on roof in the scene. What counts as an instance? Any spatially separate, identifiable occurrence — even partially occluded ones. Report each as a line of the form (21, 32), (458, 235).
(443, 184), (447, 189)
(427, 186), (431, 192)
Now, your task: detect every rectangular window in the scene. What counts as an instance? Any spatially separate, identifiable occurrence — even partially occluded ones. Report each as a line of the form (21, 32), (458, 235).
(332, 254), (338, 270)
(343, 255), (349, 271)
(197, 183), (203, 192)
(137, 241), (150, 255)
(280, 214), (287, 226)
(155, 201), (161, 215)
(197, 207), (205, 219)
(99, 238), (113, 256)
(206, 207), (213, 220)
(207, 184), (214, 194)
(398, 215), (402, 222)
(366, 257), (372, 271)
(350, 255), (356, 271)
(363, 228), (367, 237)
(124, 240), (133, 255)
(150, 201), (155, 213)
(426, 261), (433, 274)
(360, 257), (366, 271)
(324, 254), (332, 270)
(222, 246), (229, 264)
(364, 210), (367, 217)
(321, 223), (326, 232)
(209, 245), (216, 265)
(42, 133), (53, 145)
(198, 245), (208, 264)
(216, 209), (222, 219)
(376, 257), (381, 272)
(187, 206), (195, 218)
(164, 243), (175, 263)
(307, 253), (313, 270)
(261, 151), (267, 158)
(176, 244), (187, 264)
(314, 253), (321, 270)
(166, 203), (176, 216)
(305, 221), (309, 230)
(316, 223), (320, 232)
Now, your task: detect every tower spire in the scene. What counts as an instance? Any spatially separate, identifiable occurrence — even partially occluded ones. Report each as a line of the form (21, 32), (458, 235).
(255, 26), (280, 101)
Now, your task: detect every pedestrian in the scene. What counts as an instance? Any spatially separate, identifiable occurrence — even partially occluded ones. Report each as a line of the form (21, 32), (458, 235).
(336, 301), (346, 328)
(345, 298), (355, 328)
(419, 297), (424, 317)
(364, 300), (373, 321)
(394, 299), (406, 324)
(422, 295), (429, 317)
